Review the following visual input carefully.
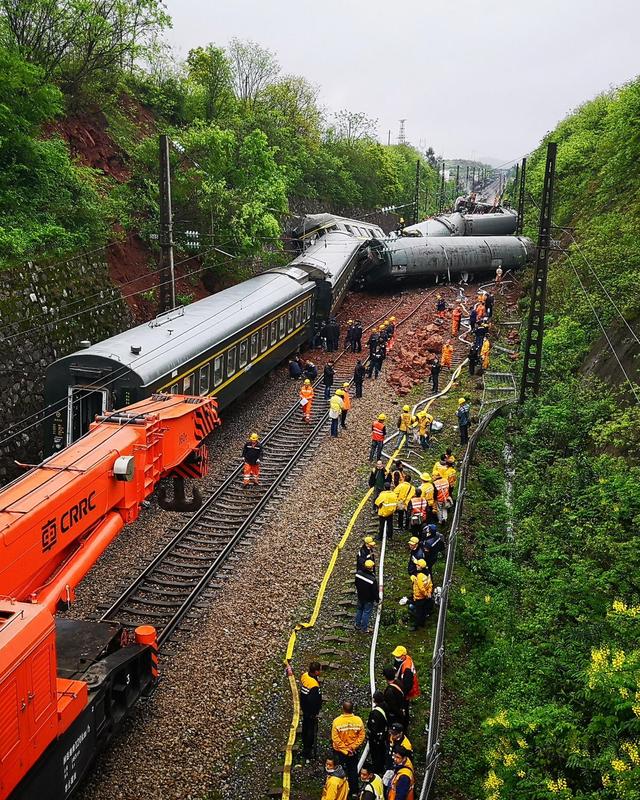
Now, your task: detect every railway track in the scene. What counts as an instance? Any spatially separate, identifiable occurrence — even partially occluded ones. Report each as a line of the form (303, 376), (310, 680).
(101, 291), (435, 645)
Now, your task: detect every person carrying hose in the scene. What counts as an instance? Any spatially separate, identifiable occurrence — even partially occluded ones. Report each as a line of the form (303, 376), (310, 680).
(397, 405), (417, 448)
(300, 378), (314, 422)
(242, 433), (263, 486)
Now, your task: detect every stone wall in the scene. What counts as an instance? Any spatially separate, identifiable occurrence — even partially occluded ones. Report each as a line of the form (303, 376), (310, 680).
(0, 255), (131, 483)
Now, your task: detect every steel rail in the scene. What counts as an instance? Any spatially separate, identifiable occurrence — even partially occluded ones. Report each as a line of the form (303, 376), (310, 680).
(100, 294), (421, 645)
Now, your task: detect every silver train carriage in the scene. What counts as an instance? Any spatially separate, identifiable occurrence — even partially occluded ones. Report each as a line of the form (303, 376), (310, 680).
(44, 219), (381, 452)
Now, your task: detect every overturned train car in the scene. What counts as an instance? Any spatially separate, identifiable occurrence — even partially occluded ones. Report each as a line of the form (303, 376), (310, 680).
(360, 234), (535, 285)
(401, 207), (517, 238)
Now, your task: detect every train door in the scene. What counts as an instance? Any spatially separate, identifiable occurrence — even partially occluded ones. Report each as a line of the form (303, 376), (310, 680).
(66, 386), (110, 446)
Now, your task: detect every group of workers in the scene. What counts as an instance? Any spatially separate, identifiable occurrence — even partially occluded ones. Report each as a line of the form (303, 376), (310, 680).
(301, 644), (423, 799)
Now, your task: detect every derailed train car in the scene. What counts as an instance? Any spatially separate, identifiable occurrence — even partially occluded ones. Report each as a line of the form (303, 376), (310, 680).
(360, 233), (535, 286)
(401, 207), (517, 237)
(45, 221), (383, 452)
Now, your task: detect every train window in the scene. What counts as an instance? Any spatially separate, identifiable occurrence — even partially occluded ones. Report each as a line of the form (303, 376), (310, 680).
(183, 374), (193, 394)
(295, 305), (301, 326)
(279, 315), (286, 338)
(260, 325), (269, 352)
(227, 347), (236, 376)
(306, 298), (311, 319)
(344, 224), (353, 234)
(214, 355), (223, 386)
(250, 332), (259, 360)
(287, 310), (294, 333)
(170, 382), (180, 394)
(199, 364), (210, 394)
(270, 321), (277, 345)
(239, 339), (248, 368)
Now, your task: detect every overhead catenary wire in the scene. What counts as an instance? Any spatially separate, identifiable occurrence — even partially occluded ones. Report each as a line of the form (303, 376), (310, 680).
(563, 252), (640, 403)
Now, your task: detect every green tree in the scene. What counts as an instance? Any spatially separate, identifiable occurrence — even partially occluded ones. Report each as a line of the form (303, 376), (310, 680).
(186, 44), (235, 123)
(0, 45), (110, 264)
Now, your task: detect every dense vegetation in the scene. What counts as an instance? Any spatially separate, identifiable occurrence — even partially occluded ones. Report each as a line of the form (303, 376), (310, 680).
(440, 79), (640, 799)
(0, 0), (445, 269)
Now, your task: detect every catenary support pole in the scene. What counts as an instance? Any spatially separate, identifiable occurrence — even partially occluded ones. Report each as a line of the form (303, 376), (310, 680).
(516, 157), (527, 235)
(519, 143), (557, 403)
(414, 159), (420, 224)
(159, 134), (176, 313)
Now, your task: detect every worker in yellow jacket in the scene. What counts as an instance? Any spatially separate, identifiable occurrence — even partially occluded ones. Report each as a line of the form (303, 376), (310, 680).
(394, 476), (415, 532)
(431, 455), (450, 481)
(375, 481), (398, 540)
(410, 559), (433, 629)
(481, 337), (491, 370)
(321, 756), (349, 800)
(331, 701), (365, 796)
(419, 473), (437, 522)
(397, 405), (417, 450)
(416, 410), (433, 451)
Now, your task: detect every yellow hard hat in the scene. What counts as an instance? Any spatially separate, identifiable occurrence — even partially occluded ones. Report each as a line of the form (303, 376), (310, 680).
(364, 536), (376, 546)
(390, 316), (396, 321)
(336, 389), (345, 397)
(421, 472), (431, 481)
(304, 378), (311, 385)
(403, 405), (410, 412)
(348, 319), (353, 324)
(416, 559), (427, 570)
(409, 537), (420, 546)
(392, 645), (407, 658)
(378, 413), (386, 421)
(364, 559), (375, 569)
(458, 397), (466, 405)
(342, 382), (350, 388)
(384, 319), (389, 324)
(250, 433), (259, 441)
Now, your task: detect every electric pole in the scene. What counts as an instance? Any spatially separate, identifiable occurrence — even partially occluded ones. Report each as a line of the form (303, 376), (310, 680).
(455, 165), (460, 195)
(513, 162), (519, 208)
(439, 162), (445, 212)
(414, 159), (420, 224)
(159, 134), (176, 313)
(516, 157), (527, 235)
(519, 143), (557, 403)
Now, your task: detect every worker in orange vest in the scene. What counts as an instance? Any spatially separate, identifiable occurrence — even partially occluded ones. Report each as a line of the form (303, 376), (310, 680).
(340, 382), (352, 428)
(451, 304), (462, 335)
(242, 433), (263, 486)
(441, 340), (453, 369)
(392, 646), (420, 727)
(299, 378), (314, 422)
(370, 413), (386, 461)
(387, 747), (415, 800)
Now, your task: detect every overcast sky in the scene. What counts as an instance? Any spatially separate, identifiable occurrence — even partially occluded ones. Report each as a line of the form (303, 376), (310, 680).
(163, 0), (639, 165)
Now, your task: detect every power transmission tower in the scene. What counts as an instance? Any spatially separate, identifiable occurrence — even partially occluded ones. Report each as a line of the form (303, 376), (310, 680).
(516, 157), (527, 234)
(519, 143), (557, 403)
(398, 119), (407, 144)
(159, 134), (176, 313)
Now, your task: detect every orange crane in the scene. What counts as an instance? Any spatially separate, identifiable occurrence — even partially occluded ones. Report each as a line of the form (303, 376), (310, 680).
(0, 393), (219, 800)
